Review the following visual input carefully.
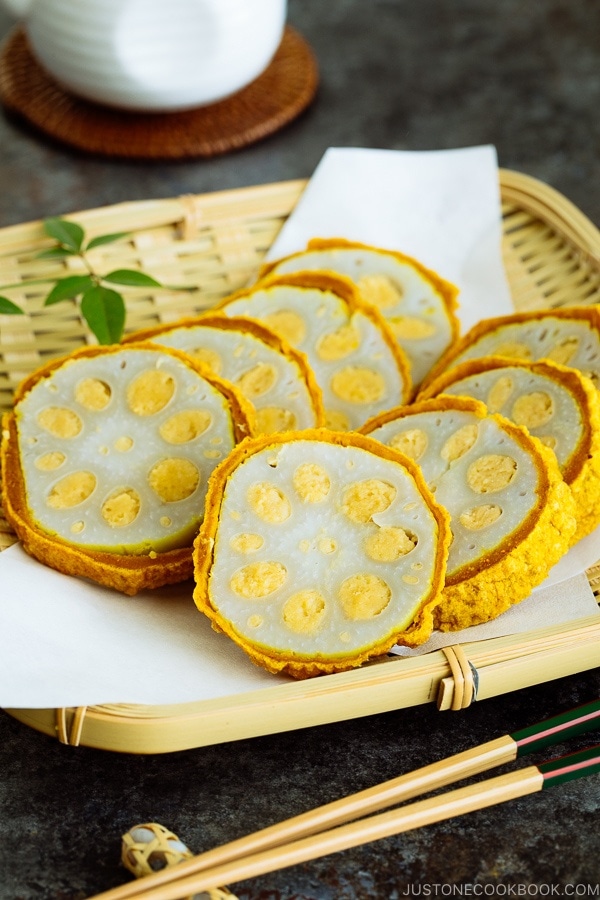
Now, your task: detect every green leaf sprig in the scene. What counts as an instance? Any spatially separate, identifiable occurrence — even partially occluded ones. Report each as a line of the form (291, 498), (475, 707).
(0, 217), (180, 344)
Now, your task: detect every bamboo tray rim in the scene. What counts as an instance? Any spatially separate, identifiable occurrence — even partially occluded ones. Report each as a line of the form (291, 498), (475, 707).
(0, 167), (597, 249)
(6, 611), (600, 753)
(3, 168), (600, 754)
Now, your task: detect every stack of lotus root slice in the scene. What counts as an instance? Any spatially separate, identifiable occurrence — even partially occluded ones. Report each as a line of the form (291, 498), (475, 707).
(2, 238), (599, 679)
(215, 269), (413, 431)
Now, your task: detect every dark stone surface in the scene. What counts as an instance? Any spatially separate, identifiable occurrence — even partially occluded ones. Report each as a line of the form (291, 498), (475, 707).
(1, 1), (600, 897)
(3, 675), (600, 898)
(0, 0), (600, 226)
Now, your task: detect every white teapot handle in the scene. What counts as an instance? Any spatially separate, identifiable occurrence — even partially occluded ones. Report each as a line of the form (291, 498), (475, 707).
(0, 0), (32, 17)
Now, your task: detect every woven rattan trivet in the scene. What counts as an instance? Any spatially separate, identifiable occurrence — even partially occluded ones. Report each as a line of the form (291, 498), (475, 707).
(0, 25), (318, 160)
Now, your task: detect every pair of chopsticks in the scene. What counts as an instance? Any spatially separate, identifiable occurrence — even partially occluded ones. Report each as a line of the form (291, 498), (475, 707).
(89, 698), (600, 900)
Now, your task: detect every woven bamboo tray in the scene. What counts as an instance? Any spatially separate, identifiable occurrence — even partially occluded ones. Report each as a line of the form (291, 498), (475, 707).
(2, 169), (600, 754)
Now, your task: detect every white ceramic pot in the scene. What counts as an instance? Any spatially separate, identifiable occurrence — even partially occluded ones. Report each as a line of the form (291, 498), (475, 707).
(2, 0), (287, 111)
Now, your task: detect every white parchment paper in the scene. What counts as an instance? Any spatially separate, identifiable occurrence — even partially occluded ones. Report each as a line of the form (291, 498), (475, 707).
(0, 542), (598, 708)
(267, 145), (514, 331)
(1, 145), (598, 709)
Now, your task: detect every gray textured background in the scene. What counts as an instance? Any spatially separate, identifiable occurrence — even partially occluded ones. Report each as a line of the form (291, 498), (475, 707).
(1, 2), (600, 898)
(1, 1), (599, 226)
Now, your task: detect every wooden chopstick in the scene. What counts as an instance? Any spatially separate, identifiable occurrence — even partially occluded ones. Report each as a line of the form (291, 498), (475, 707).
(137, 766), (546, 900)
(91, 734), (517, 900)
(102, 744), (600, 900)
(88, 699), (600, 900)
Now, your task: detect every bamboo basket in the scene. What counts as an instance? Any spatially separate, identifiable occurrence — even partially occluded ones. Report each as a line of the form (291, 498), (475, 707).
(2, 169), (600, 754)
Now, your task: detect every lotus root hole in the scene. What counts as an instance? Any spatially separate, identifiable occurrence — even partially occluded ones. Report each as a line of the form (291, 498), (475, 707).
(283, 590), (327, 633)
(331, 367), (386, 403)
(316, 325), (360, 361)
(101, 488), (141, 527)
(486, 376), (514, 411)
(263, 309), (306, 345)
(127, 370), (175, 415)
(390, 428), (428, 461)
(390, 316), (436, 339)
(293, 463), (331, 503)
(230, 561), (287, 598)
(237, 363), (278, 398)
(338, 574), (391, 619)
(148, 458), (200, 502)
(247, 482), (291, 522)
(159, 410), (212, 443)
(441, 424), (479, 461)
(357, 274), (403, 309)
(365, 526), (417, 561)
(546, 337), (579, 366)
(467, 455), (517, 493)
(255, 407), (296, 434)
(459, 504), (503, 530)
(230, 533), (265, 553)
(38, 406), (82, 438)
(75, 378), (112, 410)
(47, 471), (96, 508)
(511, 392), (554, 428)
(342, 479), (397, 523)
(35, 451), (66, 471)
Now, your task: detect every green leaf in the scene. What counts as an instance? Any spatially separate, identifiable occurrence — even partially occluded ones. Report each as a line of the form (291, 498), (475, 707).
(86, 232), (129, 250)
(0, 295), (24, 314)
(80, 286), (126, 344)
(36, 247), (77, 260)
(44, 275), (94, 306)
(43, 218), (85, 252)
(103, 269), (162, 288)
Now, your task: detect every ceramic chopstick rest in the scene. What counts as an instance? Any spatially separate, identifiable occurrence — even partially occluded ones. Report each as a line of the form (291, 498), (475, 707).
(121, 822), (237, 899)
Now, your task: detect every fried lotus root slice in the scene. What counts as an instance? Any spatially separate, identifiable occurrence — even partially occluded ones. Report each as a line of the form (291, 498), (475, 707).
(259, 237), (460, 389)
(193, 429), (451, 678)
(422, 306), (600, 391)
(418, 357), (600, 544)
(215, 271), (411, 432)
(124, 314), (325, 435)
(360, 396), (577, 631)
(1, 343), (253, 595)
